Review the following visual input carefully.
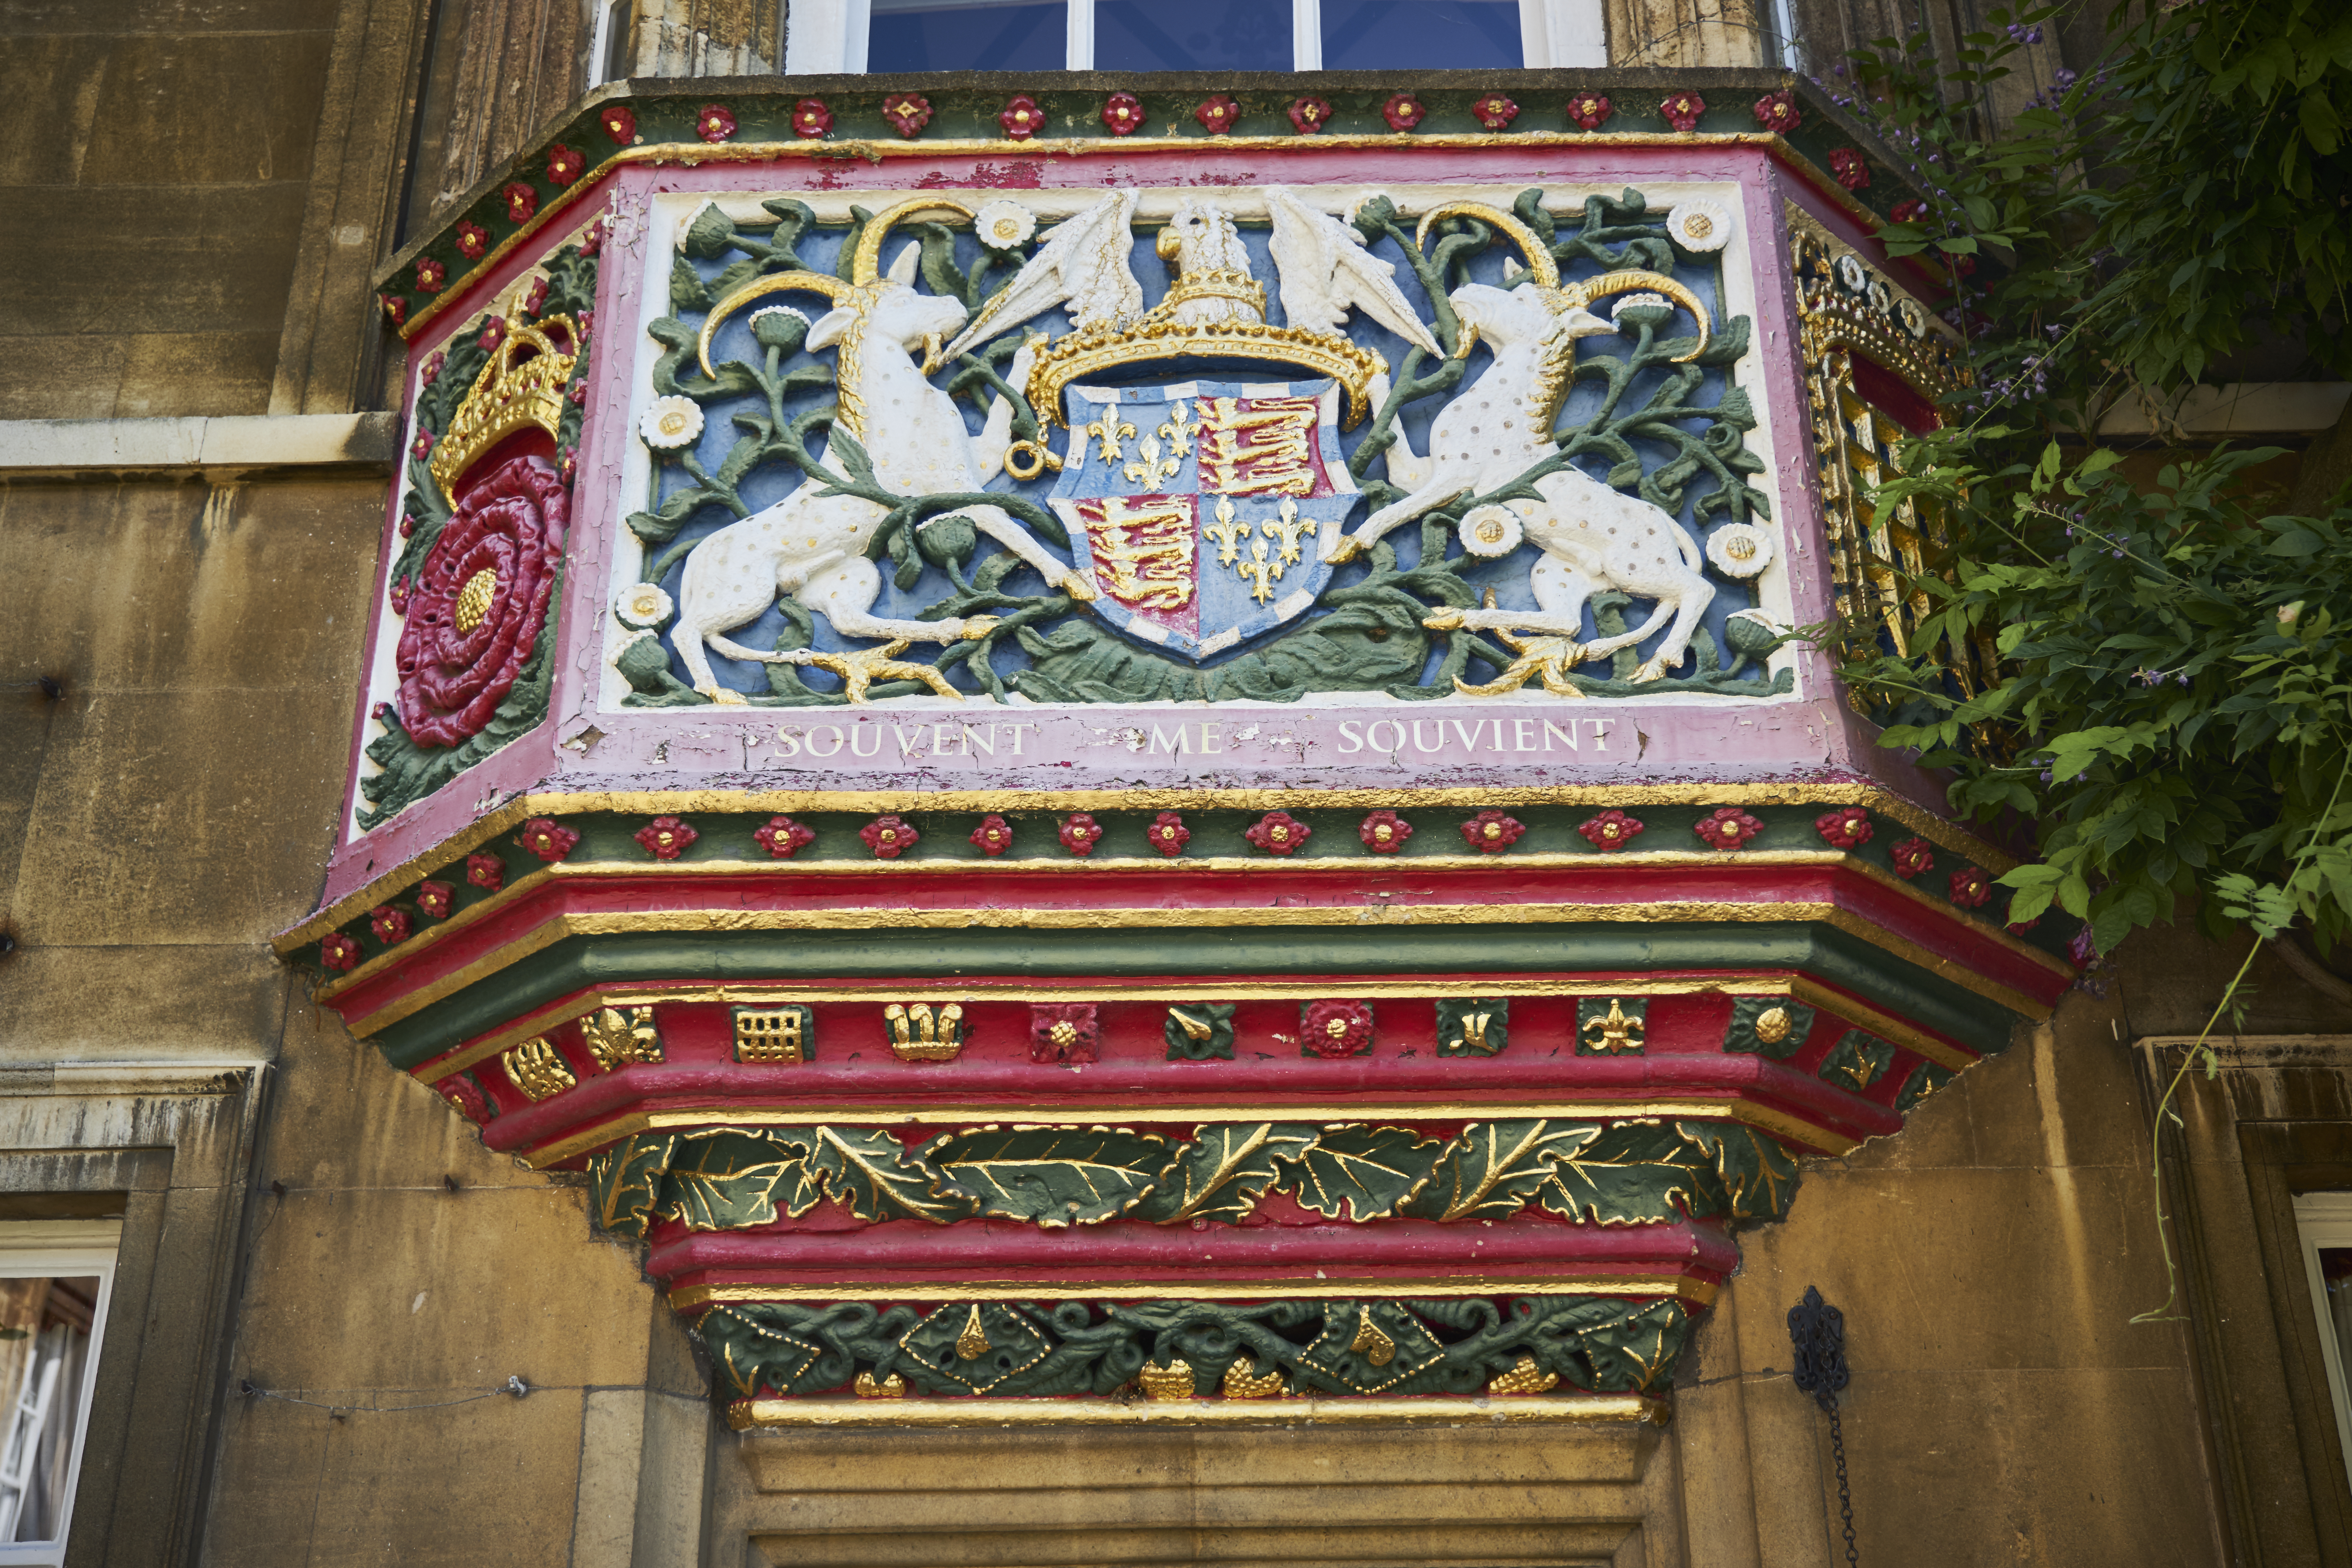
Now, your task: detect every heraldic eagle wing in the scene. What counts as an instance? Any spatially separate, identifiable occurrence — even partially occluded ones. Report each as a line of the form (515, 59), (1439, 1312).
(1263, 186), (1442, 357)
(937, 188), (1145, 363)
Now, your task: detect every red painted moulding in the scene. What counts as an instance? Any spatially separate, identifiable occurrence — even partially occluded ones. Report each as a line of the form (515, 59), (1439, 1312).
(478, 1048), (1907, 1167)
(323, 858), (2073, 1025)
(647, 1214), (1742, 1299)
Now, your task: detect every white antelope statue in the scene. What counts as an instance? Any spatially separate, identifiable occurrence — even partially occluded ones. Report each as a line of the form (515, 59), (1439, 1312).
(1327, 203), (1722, 684)
(666, 198), (1092, 705)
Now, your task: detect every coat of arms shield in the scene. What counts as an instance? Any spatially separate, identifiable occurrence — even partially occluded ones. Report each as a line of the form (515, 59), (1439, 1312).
(1048, 378), (1358, 661)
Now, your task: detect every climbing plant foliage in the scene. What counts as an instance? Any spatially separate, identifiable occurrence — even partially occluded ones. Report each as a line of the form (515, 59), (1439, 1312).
(1821, 2), (2352, 959)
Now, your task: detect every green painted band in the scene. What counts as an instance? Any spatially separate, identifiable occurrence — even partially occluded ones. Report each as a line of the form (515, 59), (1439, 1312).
(372, 919), (2019, 1071)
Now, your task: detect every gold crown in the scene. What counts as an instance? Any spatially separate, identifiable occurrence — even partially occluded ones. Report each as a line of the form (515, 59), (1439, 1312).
(1155, 267), (1267, 321)
(429, 316), (577, 502)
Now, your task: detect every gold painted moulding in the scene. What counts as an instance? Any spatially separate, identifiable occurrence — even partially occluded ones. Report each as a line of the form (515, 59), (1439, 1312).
(282, 781), (2029, 953)
(725, 1391), (1668, 1429)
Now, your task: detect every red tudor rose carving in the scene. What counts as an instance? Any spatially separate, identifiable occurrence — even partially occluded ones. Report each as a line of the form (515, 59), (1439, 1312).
(1303, 1000), (1373, 1058)
(1359, 810), (1412, 853)
(1949, 867), (1993, 909)
(1246, 811), (1311, 855)
(393, 456), (566, 749)
(520, 817), (579, 862)
(1891, 837), (1935, 878)
(1815, 807), (1874, 848)
(369, 907), (410, 945)
(1101, 92), (1145, 135)
(1460, 810), (1525, 853)
(1579, 810), (1645, 849)
(970, 815), (1014, 856)
(1058, 813), (1103, 856)
(635, 816), (697, 860)
(414, 880), (455, 920)
(1694, 808), (1763, 850)
(464, 852), (505, 891)
(756, 815), (816, 858)
(861, 815), (918, 858)
(320, 933), (361, 972)
(1195, 96), (1240, 134)
(1147, 812), (1190, 856)
(1567, 92), (1614, 130)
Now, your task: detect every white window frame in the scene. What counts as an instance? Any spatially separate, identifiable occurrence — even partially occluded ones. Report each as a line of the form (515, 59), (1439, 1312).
(2296, 1193), (2352, 1500)
(793, 0), (1604, 74)
(0, 1222), (118, 1568)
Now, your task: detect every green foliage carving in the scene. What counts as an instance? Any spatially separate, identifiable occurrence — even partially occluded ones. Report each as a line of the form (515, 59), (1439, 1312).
(1435, 997), (1509, 1057)
(802, 1126), (969, 1223)
(664, 1131), (815, 1231)
(1723, 996), (1815, 1059)
(585, 1117), (1810, 1241)
(1163, 1003), (1236, 1061)
(924, 1125), (1172, 1226)
(587, 1133), (674, 1240)
(1676, 1122), (1801, 1223)
(1539, 1121), (1715, 1225)
(1897, 1061), (1955, 1112)
(1817, 1031), (1898, 1092)
(696, 1292), (1698, 1401)
(1405, 1120), (1604, 1222)
(1276, 1125), (1443, 1221)
(1131, 1123), (1320, 1224)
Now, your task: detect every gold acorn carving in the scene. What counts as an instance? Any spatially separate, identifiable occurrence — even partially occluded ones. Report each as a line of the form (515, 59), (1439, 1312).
(1138, 1359), (1196, 1400)
(1223, 1360), (1286, 1399)
(954, 1305), (991, 1362)
(1350, 1307), (1397, 1367)
(1489, 1355), (1560, 1395)
(854, 1370), (907, 1399)
(1752, 1005), (1793, 1046)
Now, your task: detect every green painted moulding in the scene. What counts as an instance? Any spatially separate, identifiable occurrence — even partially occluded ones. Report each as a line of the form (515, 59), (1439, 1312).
(371, 917), (2022, 1070)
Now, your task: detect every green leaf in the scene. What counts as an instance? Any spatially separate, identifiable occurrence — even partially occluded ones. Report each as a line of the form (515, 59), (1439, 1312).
(805, 1127), (974, 1223)
(921, 1125), (1172, 1227)
(661, 1131), (806, 1232)
(1402, 1120), (1597, 1222)
(1132, 1123), (1318, 1224)
(588, 1134), (674, 1239)
(1537, 1122), (1715, 1224)
(1675, 1123), (1801, 1221)
(1276, 1125), (1445, 1221)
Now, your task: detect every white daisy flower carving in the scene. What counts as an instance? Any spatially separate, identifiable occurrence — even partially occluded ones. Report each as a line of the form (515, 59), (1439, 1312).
(1666, 196), (1733, 253)
(1705, 522), (1775, 579)
(615, 581), (675, 629)
(1458, 504), (1526, 558)
(975, 200), (1036, 251)
(639, 395), (704, 451)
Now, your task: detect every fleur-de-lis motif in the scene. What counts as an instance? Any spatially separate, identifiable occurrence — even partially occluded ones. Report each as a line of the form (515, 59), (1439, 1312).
(1238, 538), (1282, 603)
(1260, 497), (1317, 564)
(1084, 412), (1136, 463)
(1204, 496), (1251, 566)
(1122, 433), (1178, 485)
(1157, 399), (1195, 460)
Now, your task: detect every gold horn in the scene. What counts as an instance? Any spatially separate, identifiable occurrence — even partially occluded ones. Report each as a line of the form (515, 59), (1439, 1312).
(849, 196), (979, 283)
(1413, 200), (1559, 290)
(1556, 269), (1713, 363)
(695, 271), (853, 379)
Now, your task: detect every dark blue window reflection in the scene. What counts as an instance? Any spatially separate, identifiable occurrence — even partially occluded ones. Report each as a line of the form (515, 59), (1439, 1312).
(1322, 0), (1522, 69)
(1097, 0), (1293, 71)
(868, 1), (1065, 73)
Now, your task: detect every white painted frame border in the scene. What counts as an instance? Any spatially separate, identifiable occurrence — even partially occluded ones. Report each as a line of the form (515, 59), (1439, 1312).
(2294, 1192), (2352, 1503)
(0, 1222), (120, 1568)
(789, 0), (1605, 72)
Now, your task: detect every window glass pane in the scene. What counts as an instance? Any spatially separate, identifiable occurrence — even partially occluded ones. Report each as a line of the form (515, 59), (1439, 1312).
(869, 0), (1064, 73)
(1321, 0), (1522, 69)
(1096, 0), (1293, 71)
(0, 1276), (100, 1548)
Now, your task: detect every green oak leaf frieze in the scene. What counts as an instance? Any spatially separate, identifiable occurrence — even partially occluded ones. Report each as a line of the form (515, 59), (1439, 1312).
(585, 1117), (1800, 1240)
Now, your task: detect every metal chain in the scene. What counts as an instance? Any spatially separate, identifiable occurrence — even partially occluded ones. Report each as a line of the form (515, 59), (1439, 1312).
(1825, 1394), (1859, 1567)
